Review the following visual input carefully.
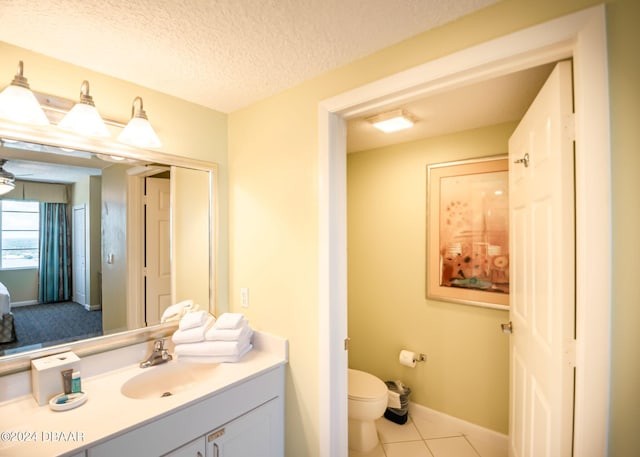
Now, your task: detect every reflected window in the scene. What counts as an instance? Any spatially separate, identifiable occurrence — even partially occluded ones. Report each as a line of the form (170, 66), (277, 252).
(0, 200), (40, 269)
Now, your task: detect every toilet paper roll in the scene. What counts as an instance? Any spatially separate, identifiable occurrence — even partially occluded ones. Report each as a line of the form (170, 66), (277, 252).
(399, 350), (416, 368)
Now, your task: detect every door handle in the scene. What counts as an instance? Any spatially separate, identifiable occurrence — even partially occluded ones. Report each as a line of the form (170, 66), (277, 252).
(501, 321), (513, 334)
(514, 152), (530, 167)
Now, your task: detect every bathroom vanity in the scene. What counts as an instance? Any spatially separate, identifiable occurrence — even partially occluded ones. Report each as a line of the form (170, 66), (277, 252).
(0, 331), (287, 457)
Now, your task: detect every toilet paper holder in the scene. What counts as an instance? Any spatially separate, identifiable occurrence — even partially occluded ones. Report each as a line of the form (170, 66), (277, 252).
(414, 353), (427, 363)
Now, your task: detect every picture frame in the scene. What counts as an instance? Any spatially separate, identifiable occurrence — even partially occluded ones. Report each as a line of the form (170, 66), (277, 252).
(426, 156), (509, 310)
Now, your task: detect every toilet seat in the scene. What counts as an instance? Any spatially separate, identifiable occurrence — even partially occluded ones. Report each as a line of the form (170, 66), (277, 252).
(348, 369), (387, 402)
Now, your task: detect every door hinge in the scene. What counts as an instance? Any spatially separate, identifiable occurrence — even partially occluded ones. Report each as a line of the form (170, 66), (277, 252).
(564, 113), (576, 142)
(564, 339), (576, 368)
(344, 337), (350, 351)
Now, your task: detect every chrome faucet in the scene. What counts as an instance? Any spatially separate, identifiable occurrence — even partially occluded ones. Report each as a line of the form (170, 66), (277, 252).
(140, 338), (172, 368)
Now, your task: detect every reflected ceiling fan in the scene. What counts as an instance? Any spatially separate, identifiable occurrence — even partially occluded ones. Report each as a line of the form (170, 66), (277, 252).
(0, 158), (16, 195)
(0, 158), (37, 195)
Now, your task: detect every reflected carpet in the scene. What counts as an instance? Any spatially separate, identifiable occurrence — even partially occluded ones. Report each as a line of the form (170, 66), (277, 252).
(0, 301), (103, 355)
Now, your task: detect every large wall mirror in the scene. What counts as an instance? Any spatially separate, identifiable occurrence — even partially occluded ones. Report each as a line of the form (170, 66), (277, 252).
(0, 120), (217, 374)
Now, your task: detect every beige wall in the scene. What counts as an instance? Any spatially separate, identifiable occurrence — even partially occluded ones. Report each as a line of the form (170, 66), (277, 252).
(0, 268), (37, 305)
(100, 164), (128, 333)
(347, 122), (516, 434)
(88, 176), (102, 308)
(229, 0), (638, 455)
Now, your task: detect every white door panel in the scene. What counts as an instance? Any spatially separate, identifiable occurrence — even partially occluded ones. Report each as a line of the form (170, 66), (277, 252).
(72, 205), (87, 307)
(145, 177), (171, 326)
(508, 60), (575, 457)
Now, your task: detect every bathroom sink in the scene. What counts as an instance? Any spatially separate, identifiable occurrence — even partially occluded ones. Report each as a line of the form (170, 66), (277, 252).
(121, 362), (218, 399)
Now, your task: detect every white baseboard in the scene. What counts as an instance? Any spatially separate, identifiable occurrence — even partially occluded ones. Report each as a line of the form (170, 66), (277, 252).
(408, 402), (508, 456)
(9, 300), (38, 308)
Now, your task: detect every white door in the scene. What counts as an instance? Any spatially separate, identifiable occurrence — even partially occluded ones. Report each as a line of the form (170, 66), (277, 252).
(508, 61), (575, 457)
(72, 205), (87, 307)
(145, 177), (171, 326)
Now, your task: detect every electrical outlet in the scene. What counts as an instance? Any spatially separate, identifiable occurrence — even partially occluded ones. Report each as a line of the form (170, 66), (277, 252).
(240, 288), (250, 308)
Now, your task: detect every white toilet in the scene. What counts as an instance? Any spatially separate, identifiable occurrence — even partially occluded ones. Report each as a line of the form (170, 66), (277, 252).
(348, 368), (388, 453)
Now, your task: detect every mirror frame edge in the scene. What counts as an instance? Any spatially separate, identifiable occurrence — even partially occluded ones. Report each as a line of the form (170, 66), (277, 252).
(0, 118), (219, 375)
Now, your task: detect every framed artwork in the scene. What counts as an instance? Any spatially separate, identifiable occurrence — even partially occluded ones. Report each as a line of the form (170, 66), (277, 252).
(426, 156), (509, 310)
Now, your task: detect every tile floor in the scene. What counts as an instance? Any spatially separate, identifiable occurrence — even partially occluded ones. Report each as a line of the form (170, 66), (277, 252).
(349, 414), (507, 457)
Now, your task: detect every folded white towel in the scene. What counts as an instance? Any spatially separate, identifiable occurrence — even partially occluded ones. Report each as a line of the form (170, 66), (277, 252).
(213, 312), (245, 330)
(161, 299), (198, 323)
(205, 319), (251, 341)
(172, 316), (215, 344)
(174, 338), (252, 358)
(177, 344), (253, 364)
(179, 310), (210, 331)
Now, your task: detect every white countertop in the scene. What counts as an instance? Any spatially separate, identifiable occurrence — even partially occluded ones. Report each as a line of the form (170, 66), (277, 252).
(0, 331), (287, 457)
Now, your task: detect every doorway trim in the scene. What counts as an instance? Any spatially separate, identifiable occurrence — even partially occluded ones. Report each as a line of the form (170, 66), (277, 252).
(318, 5), (610, 456)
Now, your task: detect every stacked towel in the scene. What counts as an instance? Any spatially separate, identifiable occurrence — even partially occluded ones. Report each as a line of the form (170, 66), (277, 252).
(179, 310), (209, 331)
(172, 314), (215, 344)
(173, 312), (253, 363)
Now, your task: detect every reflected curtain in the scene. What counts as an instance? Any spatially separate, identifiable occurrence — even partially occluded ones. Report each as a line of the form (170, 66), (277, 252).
(38, 203), (72, 303)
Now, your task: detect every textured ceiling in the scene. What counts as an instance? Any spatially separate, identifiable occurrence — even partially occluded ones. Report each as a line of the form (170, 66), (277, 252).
(0, 0), (499, 113)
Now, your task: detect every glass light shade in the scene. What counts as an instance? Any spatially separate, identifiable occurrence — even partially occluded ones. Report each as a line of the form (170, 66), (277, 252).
(58, 80), (110, 137)
(58, 101), (110, 137)
(0, 61), (50, 126)
(118, 97), (162, 148)
(118, 116), (162, 148)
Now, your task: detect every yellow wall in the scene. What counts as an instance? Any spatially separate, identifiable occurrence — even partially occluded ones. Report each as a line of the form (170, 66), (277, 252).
(229, 0), (638, 455)
(606, 0), (640, 455)
(347, 122), (516, 434)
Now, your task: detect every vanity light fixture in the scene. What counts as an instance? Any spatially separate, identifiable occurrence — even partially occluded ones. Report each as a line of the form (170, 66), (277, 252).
(117, 96), (162, 148)
(0, 61), (50, 126)
(58, 80), (110, 137)
(367, 109), (415, 133)
(0, 159), (16, 196)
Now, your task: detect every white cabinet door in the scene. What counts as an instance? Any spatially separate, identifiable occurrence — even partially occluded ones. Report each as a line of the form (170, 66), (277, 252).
(163, 436), (205, 457)
(206, 399), (280, 457)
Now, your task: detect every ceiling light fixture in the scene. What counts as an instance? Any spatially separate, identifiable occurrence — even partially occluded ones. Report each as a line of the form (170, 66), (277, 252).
(117, 96), (162, 148)
(367, 109), (415, 133)
(0, 159), (16, 196)
(58, 80), (110, 137)
(0, 61), (50, 126)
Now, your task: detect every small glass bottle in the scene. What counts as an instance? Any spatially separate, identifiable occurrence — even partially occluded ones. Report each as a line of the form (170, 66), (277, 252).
(71, 371), (82, 393)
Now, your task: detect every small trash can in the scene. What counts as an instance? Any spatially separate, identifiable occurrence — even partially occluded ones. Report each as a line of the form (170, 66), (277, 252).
(384, 380), (411, 424)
